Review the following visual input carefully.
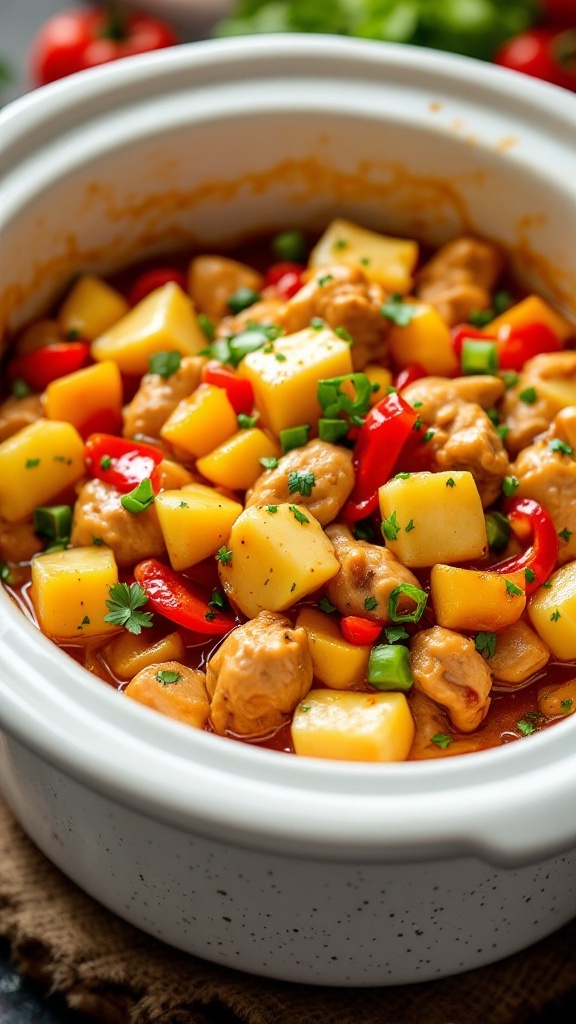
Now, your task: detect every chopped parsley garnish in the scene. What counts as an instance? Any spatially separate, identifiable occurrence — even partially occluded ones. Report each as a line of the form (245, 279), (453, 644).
(431, 733), (453, 750)
(384, 625), (409, 644)
(289, 504), (310, 524)
(260, 456), (279, 470)
(197, 313), (215, 341)
(92, 536), (104, 546)
(266, 505), (278, 514)
(395, 472), (411, 480)
(156, 669), (181, 685)
(334, 326), (354, 344)
(519, 386), (538, 405)
(12, 378), (31, 399)
(216, 545), (233, 565)
(353, 521), (375, 542)
(100, 455), (112, 471)
(318, 597), (337, 614)
(227, 286), (262, 315)
(310, 317), (325, 330)
(275, 352), (287, 362)
(317, 372), (372, 424)
(561, 699), (573, 714)
(517, 718), (537, 736)
(524, 567), (537, 583)
(468, 309), (493, 328)
(364, 596), (378, 611)
(405, 519), (415, 533)
(148, 350), (182, 378)
(382, 511), (401, 541)
(0, 562), (14, 584)
(475, 632), (497, 659)
(558, 527), (573, 542)
(359, 256), (371, 266)
(422, 429), (435, 444)
(502, 475), (519, 497)
(548, 438), (574, 456)
(120, 478), (155, 514)
(505, 579), (524, 596)
(497, 424), (510, 442)
(78, 616), (90, 628)
(104, 582), (153, 635)
(237, 412), (259, 428)
(333, 238), (348, 250)
(290, 582), (297, 592)
(288, 470), (316, 497)
(317, 274), (334, 287)
(550, 609), (561, 621)
(446, 477), (455, 487)
(380, 294), (417, 327)
(25, 458), (41, 469)
(272, 229), (307, 263)
(209, 589), (227, 611)
(500, 371), (520, 390)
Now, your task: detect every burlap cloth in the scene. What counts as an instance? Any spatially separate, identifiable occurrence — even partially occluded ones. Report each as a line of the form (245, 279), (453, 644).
(1, 797), (575, 1024)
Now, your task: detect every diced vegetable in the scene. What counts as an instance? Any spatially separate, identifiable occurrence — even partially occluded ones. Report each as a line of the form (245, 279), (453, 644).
(291, 689), (415, 762)
(295, 607), (371, 690)
(363, 363), (393, 405)
(538, 678), (576, 719)
(196, 428), (280, 491)
(91, 283), (206, 374)
(31, 545), (119, 639)
(58, 274), (129, 340)
(218, 503), (340, 619)
(155, 484), (242, 571)
(0, 419), (85, 522)
(43, 360), (123, 435)
(490, 497), (558, 596)
(200, 360), (255, 415)
(487, 294), (574, 344)
(84, 433), (163, 494)
(431, 564), (527, 631)
(367, 644), (413, 692)
(387, 301), (459, 376)
(8, 341), (91, 391)
(486, 621), (550, 685)
(125, 661), (210, 729)
(101, 629), (186, 680)
(308, 218), (418, 294)
(528, 560), (576, 660)
(237, 326), (353, 436)
(134, 559), (236, 635)
(379, 471), (488, 568)
(160, 383), (238, 458)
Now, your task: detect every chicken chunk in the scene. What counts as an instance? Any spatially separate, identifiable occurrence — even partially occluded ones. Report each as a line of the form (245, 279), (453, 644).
(125, 661), (210, 729)
(279, 265), (388, 370)
(408, 690), (485, 759)
(206, 611), (313, 737)
(402, 374), (505, 419)
(416, 236), (505, 326)
(325, 523), (421, 622)
(0, 518), (43, 563)
(188, 255), (264, 322)
(500, 351), (576, 456)
(215, 297), (284, 340)
(512, 420), (576, 564)
(71, 479), (166, 567)
(122, 355), (204, 440)
(245, 439), (354, 526)
(410, 626), (492, 733)
(0, 393), (43, 443)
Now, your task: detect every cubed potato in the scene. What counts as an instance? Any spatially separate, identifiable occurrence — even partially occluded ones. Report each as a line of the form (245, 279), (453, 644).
(91, 283), (206, 375)
(363, 364), (393, 406)
(160, 383), (238, 458)
(43, 360), (123, 433)
(487, 294), (574, 343)
(295, 607), (371, 690)
(486, 620), (550, 685)
(124, 661), (210, 729)
(155, 483), (242, 570)
(538, 678), (576, 718)
(308, 218), (419, 294)
(58, 274), (129, 340)
(379, 471), (487, 568)
(218, 503), (340, 619)
(196, 428), (280, 491)
(528, 561), (576, 660)
(291, 689), (414, 761)
(101, 629), (186, 680)
(0, 419), (85, 522)
(31, 545), (119, 639)
(238, 326), (353, 436)
(431, 564), (526, 631)
(387, 302), (459, 377)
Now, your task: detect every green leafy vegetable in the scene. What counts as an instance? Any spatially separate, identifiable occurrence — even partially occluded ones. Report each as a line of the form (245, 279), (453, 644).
(288, 470), (316, 497)
(380, 293), (418, 326)
(104, 583), (153, 635)
(148, 350), (182, 378)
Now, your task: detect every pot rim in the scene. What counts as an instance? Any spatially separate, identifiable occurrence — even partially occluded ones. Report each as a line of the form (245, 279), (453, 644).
(2, 35), (576, 867)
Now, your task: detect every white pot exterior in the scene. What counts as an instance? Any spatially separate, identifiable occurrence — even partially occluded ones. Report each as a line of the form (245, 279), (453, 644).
(1, 37), (576, 985)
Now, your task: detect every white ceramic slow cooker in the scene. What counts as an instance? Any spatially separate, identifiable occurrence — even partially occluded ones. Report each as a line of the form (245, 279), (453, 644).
(2, 36), (576, 987)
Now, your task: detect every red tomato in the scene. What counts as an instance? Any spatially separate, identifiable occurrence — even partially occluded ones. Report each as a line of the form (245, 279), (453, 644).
(495, 28), (576, 91)
(30, 7), (179, 87)
(128, 267), (187, 307)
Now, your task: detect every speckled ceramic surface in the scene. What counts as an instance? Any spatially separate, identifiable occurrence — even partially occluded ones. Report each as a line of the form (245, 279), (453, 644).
(2, 36), (576, 985)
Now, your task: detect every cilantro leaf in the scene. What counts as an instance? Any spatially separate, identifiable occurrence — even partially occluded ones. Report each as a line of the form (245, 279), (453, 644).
(288, 470), (316, 497)
(104, 582), (153, 635)
(148, 350), (182, 378)
(475, 631), (497, 659)
(380, 294), (418, 327)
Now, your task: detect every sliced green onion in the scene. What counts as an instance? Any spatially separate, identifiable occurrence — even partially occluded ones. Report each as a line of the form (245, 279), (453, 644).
(197, 313), (215, 341)
(271, 229), (307, 263)
(12, 378), (31, 399)
(228, 328), (270, 366)
(237, 412), (259, 429)
(318, 418), (350, 443)
(280, 425), (310, 453)
(485, 510), (511, 552)
(227, 287), (262, 315)
(367, 644), (413, 692)
(33, 504), (73, 541)
(210, 337), (232, 363)
(388, 583), (427, 623)
(461, 339), (499, 375)
(502, 475), (519, 497)
(120, 478), (155, 514)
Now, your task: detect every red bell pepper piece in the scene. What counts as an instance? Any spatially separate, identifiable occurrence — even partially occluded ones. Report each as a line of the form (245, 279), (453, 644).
(394, 363), (426, 390)
(8, 341), (90, 391)
(497, 321), (561, 371)
(491, 497), (559, 595)
(341, 616), (382, 646)
(134, 559), (236, 635)
(344, 391), (420, 522)
(85, 433), (163, 494)
(128, 267), (187, 307)
(200, 360), (255, 416)
(264, 261), (305, 300)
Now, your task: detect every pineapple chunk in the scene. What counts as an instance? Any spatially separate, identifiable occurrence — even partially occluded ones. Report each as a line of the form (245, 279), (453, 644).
(379, 471), (487, 568)
(31, 546), (119, 639)
(155, 484), (242, 570)
(431, 564), (526, 631)
(58, 274), (129, 340)
(102, 629), (186, 680)
(196, 428), (280, 491)
(363, 364), (393, 406)
(295, 607), (371, 690)
(218, 503), (340, 619)
(528, 560), (576, 659)
(43, 360), (123, 432)
(160, 383), (238, 458)
(487, 294), (574, 343)
(237, 326), (352, 436)
(486, 621), (549, 684)
(387, 302), (459, 377)
(291, 689), (414, 762)
(308, 218), (418, 294)
(0, 419), (85, 522)
(91, 283), (206, 375)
